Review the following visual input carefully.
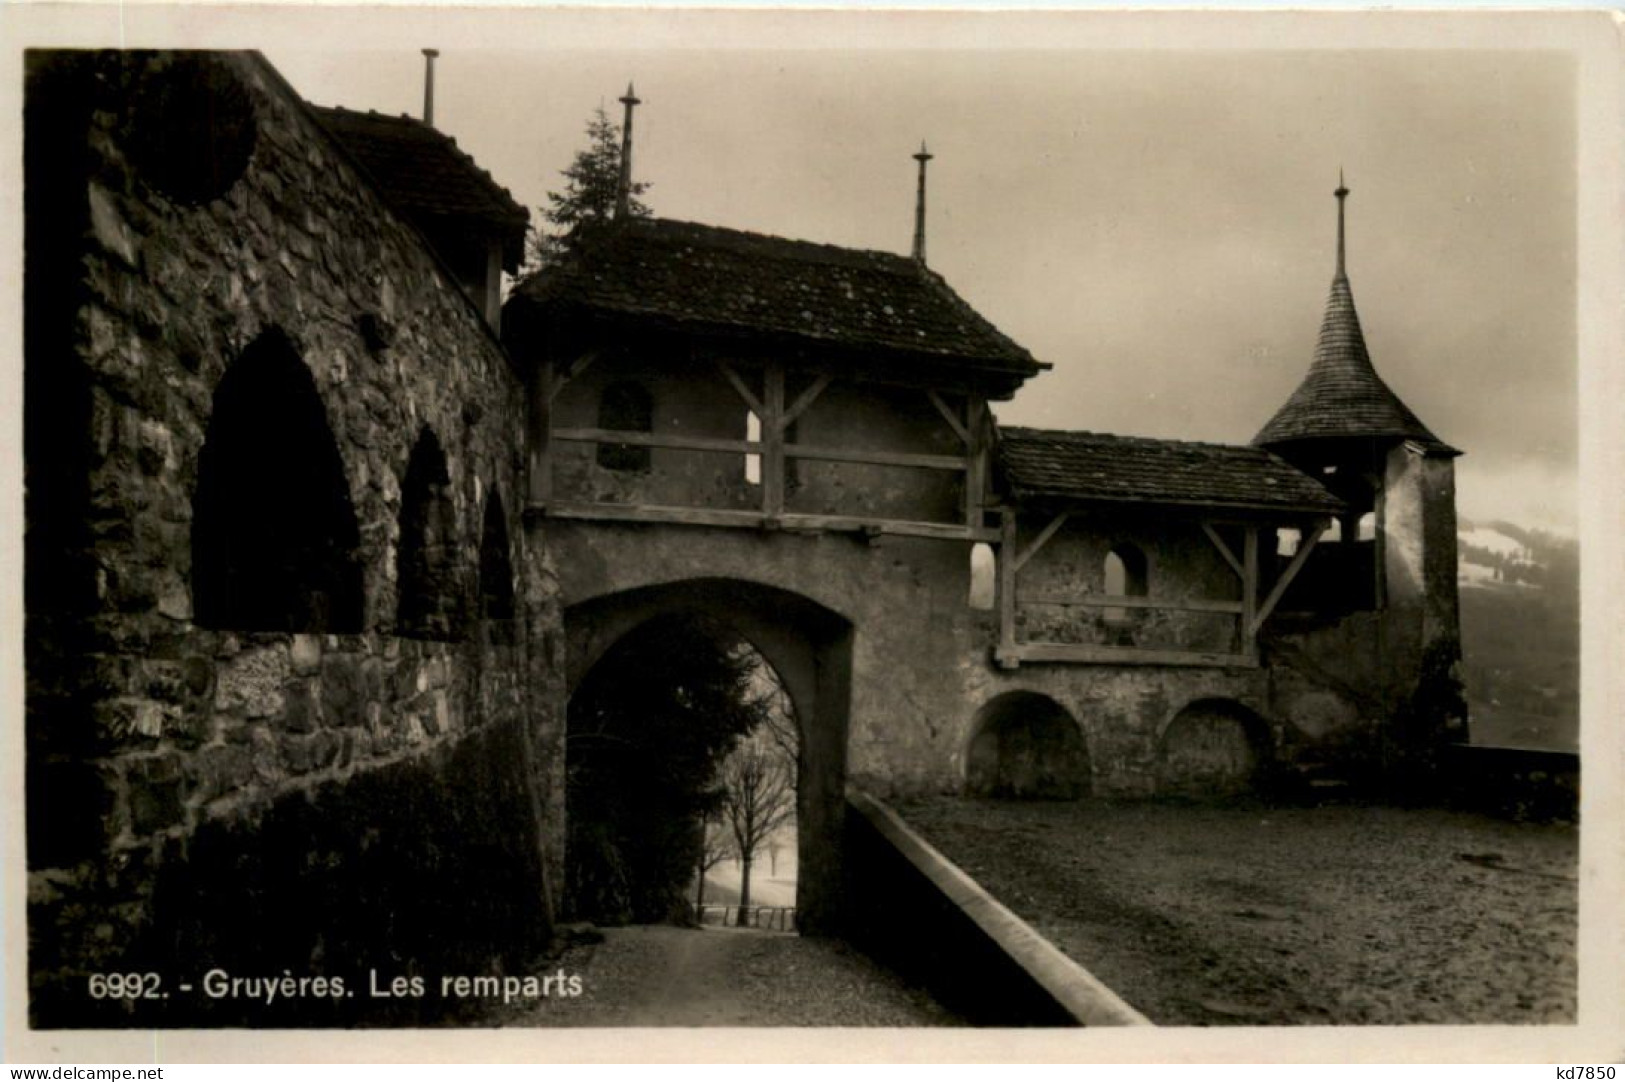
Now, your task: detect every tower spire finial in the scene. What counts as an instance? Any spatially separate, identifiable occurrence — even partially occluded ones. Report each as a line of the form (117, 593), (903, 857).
(616, 82), (641, 220)
(912, 140), (933, 264)
(1334, 169), (1350, 278)
(421, 48), (440, 126)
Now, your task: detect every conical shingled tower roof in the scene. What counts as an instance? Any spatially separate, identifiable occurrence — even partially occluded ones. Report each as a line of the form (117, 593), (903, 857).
(1254, 181), (1447, 450)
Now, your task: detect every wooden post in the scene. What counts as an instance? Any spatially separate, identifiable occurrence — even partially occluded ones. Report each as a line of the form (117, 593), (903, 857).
(1242, 526), (1259, 658)
(526, 362), (552, 506)
(964, 395), (987, 528)
(762, 361), (786, 518)
(998, 508), (1019, 663)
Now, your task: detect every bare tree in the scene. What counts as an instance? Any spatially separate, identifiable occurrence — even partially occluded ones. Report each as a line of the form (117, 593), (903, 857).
(719, 727), (795, 924)
(693, 813), (732, 913)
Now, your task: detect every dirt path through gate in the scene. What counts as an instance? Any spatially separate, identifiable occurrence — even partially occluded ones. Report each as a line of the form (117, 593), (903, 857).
(498, 924), (963, 1027)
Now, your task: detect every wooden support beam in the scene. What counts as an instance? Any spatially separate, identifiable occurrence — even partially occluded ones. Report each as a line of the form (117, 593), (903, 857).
(546, 501), (998, 542)
(1250, 520), (1327, 634)
(1013, 512), (1068, 572)
(553, 427), (758, 456)
(926, 389), (971, 445)
(998, 509), (1019, 666)
(783, 373), (832, 427)
(1242, 526), (1259, 658)
(716, 359), (764, 417)
(785, 444), (967, 472)
(548, 350), (600, 404)
(996, 642), (1260, 670)
(762, 361), (786, 517)
(964, 396), (987, 528)
(527, 363), (553, 505)
(1202, 522), (1245, 580)
(1015, 593), (1245, 615)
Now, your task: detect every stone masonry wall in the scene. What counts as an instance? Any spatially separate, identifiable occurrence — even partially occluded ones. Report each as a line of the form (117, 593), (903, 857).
(24, 51), (564, 1026)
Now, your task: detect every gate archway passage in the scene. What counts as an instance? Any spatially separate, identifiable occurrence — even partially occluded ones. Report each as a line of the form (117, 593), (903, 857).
(564, 578), (853, 935)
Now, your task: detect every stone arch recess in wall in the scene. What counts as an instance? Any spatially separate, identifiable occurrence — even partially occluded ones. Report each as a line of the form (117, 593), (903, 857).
(965, 691), (1091, 800)
(564, 577), (853, 935)
(395, 427), (468, 641)
(1157, 698), (1273, 798)
(192, 328), (363, 633)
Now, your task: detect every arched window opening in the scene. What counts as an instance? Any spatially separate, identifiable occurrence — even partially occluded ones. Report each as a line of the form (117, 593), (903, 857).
(597, 381), (652, 473)
(1103, 543), (1148, 630)
(968, 542), (996, 610)
(478, 490), (517, 643)
(1277, 527), (1302, 557)
(396, 428), (468, 641)
(192, 329), (363, 633)
(1356, 511), (1377, 542)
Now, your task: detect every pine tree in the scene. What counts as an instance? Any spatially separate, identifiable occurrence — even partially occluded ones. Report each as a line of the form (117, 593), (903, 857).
(526, 105), (652, 271)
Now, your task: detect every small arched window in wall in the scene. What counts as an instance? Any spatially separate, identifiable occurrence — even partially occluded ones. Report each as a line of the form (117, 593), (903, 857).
(1356, 510), (1377, 542)
(192, 329), (363, 633)
(597, 381), (652, 473)
(479, 490), (517, 644)
(1103, 543), (1149, 634)
(396, 428), (469, 641)
(968, 542), (996, 610)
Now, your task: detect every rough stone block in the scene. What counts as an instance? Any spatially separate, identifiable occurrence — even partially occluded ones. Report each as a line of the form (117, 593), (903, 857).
(289, 633), (323, 675)
(88, 184), (138, 268)
(188, 743), (253, 804)
(214, 644), (290, 720)
(92, 697), (167, 743)
(127, 755), (187, 836)
(280, 679), (322, 734)
(319, 652), (370, 727)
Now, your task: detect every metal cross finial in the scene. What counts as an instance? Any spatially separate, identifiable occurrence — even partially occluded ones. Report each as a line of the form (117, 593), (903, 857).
(421, 48), (440, 126)
(912, 141), (933, 263)
(616, 83), (642, 220)
(1334, 168), (1350, 277)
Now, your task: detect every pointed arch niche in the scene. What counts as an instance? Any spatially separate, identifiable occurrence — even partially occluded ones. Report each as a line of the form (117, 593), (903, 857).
(478, 489), (517, 644)
(396, 428), (469, 641)
(192, 329), (364, 633)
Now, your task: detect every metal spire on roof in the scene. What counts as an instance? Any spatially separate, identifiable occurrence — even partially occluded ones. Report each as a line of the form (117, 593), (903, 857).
(421, 48), (440, 127)
(1334, 168), (1349, 278)
(616, 82), (641, 220)
(1252, 171), (1447, 450)
(912, 141), (933, 264)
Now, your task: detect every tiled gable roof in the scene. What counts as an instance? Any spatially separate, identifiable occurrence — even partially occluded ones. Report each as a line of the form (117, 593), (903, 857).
(511, 217), (1046, 384)
(1254, 269), (1447, 450)
(311, 105), (528, 265)
(998, 426), (1344, 515)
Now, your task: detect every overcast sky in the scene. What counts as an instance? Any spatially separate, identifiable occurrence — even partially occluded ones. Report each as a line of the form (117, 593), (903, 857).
(259, 27), (1576, 532)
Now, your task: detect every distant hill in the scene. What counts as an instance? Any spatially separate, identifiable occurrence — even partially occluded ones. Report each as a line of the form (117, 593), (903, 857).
(1456, 519), (1578, 751)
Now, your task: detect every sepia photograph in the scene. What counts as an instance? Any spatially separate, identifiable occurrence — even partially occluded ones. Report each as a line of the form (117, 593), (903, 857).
(3, 4), (1620, 1064)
